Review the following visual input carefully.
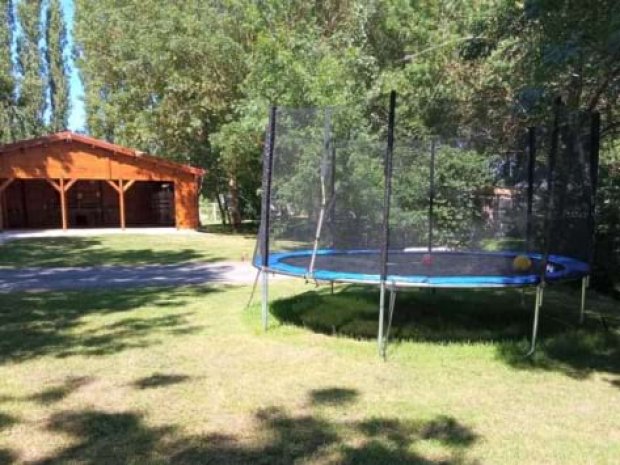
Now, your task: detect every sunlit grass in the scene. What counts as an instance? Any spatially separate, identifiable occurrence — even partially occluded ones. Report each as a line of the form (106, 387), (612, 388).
(0, 232), (257, 268)
(0, 280), (618, 464)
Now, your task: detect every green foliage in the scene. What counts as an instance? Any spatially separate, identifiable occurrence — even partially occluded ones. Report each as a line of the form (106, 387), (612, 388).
(0, 0), (71, 141)
(46, 0), (69, 131)
(70, 0), (618, 279)
(0, 0), (16, 143)
(16, 0), (45, 136)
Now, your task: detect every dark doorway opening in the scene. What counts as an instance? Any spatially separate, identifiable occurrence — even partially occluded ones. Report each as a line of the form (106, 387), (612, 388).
(2, 180), (175, 229)
(68, 180), (119, 227)
(125, 181), (175, 227)
(4, 180), (60, 229)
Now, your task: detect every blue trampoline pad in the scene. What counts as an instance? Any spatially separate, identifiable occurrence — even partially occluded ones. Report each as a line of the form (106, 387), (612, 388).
(255, 249), (589, 288)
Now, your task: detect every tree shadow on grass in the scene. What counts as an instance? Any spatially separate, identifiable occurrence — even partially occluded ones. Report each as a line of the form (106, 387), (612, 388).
(308, 387), (359, 406)
(199, 223), (258, 237)
(132, 373), (192, 390)
(0, 449), (17, 465)
(0, 237), (228, 268)
(28, 376), (93, 405)
(0, 412), (18, 431)
(0, 286), (219, 365)
(34, 405), (479, 465)
(271, 285), (620, 382)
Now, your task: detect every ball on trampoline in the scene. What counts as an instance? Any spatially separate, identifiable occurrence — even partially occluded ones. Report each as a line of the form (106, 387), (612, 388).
(422, 253), (433, 266)
(513, 255), (532, 272)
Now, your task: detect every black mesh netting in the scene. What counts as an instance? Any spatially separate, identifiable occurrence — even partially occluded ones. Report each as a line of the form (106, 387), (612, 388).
(256, 103), (598, 284)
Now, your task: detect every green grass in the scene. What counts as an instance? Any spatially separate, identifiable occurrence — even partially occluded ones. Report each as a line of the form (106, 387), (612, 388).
(0, 280), (618, 464)
(0, 232), (257, 268)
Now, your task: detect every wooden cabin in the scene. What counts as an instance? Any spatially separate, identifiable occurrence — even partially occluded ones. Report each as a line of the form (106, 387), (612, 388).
(0, 132), (205, 230)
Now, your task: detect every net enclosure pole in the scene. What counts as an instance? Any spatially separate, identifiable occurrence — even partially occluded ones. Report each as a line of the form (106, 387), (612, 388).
(378, 91), (396, 357)
(581, 111), (600, 324)
(541, 98), (562, 283)
(529, 98), (561, 355)
(428, 139), (436, 254)
(261, 105), (277, 331)
(588, 112), (601, 266)
(526, 127), (536, 251)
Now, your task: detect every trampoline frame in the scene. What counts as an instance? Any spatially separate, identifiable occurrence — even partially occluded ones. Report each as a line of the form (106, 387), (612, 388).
(254, 93), (601, 358)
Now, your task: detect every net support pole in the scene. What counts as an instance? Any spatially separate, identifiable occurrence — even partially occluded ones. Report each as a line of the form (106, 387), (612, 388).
(529, 99), (561, 355)
(260, 105), (277, 331)
(428, 139), (436, 254)
(540, 98), (562, 285)
(581, 112), (600, 325)
(378, 91), (396, 357)
(378, 281), (386, 354)
(526, 127), (536, 250)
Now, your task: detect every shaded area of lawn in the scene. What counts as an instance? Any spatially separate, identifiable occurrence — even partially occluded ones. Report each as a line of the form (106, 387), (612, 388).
(0, 282), (617, 464)
(271, 284), (620, 380)
(30, 403), (477, 465)
(0, 286), (218, 364)
(199, 222), (258, 236)
(0, 233), (257, 268)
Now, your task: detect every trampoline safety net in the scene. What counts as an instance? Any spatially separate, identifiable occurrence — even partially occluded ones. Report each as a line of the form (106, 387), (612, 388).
(255, 99), (599, 287)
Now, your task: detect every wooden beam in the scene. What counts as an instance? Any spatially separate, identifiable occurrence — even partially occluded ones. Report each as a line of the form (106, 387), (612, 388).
(64, 178), (78, 192)
(105, 179), (121, 194)
(59, 178), (68, 230)
(45, 178), (62, 193)
(0, 178), (15, 193)
(119, 179), (126, 230)
(123, 179), (136, 192)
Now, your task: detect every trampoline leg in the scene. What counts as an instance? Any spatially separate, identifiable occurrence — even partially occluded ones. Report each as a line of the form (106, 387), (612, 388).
(245, 269), (262, 310)
(382, 286), (397, 360)
(378, 282), (386, 356)
(527, 285), (543, 357)
(261, 268), (269, 331)
(579, 276), (588, 324)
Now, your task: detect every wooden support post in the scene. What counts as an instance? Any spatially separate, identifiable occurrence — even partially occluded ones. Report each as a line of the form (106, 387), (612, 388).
(119, 179), (126, 230)
(0, 178), (15, 231)
(104, 180), (127, 229)
(60, 178), (68, 230)
(45, 178), (76, 230)
(0, 193), (4, 232)
(62, 179), (77, 230)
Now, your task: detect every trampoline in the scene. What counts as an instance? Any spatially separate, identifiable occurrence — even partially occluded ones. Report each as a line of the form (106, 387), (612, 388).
(253, 93), (600, 358)
(262, 250), (589, 287)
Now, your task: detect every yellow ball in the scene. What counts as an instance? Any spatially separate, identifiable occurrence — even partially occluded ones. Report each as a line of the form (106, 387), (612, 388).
(513, 255), (532, 272)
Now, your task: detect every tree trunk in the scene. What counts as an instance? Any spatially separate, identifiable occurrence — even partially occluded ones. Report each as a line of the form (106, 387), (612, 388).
(214, 187), (228, 225)
(228, 176), (242, 230)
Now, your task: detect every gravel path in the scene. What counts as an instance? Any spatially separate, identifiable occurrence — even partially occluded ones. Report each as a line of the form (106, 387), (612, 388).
(0, 261), (273, 293)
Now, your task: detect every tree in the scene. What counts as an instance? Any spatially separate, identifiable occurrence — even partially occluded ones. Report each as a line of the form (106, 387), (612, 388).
(45, 0), (69, 131)
(16, 0), (45, 137)
(0, 0), (16, 143)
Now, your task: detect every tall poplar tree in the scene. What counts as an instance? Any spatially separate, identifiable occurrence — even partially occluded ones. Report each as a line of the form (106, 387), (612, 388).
(45, 0), (69, 131)
(0, 0), (16, 142)
(16, 0), (45, 137)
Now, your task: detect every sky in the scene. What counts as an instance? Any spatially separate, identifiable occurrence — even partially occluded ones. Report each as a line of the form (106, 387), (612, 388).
(61, 0), (86, 131)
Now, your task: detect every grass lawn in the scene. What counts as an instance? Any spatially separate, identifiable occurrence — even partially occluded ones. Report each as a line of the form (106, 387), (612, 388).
(0, 231), (257, 268)
(0, 280), (618, 464)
